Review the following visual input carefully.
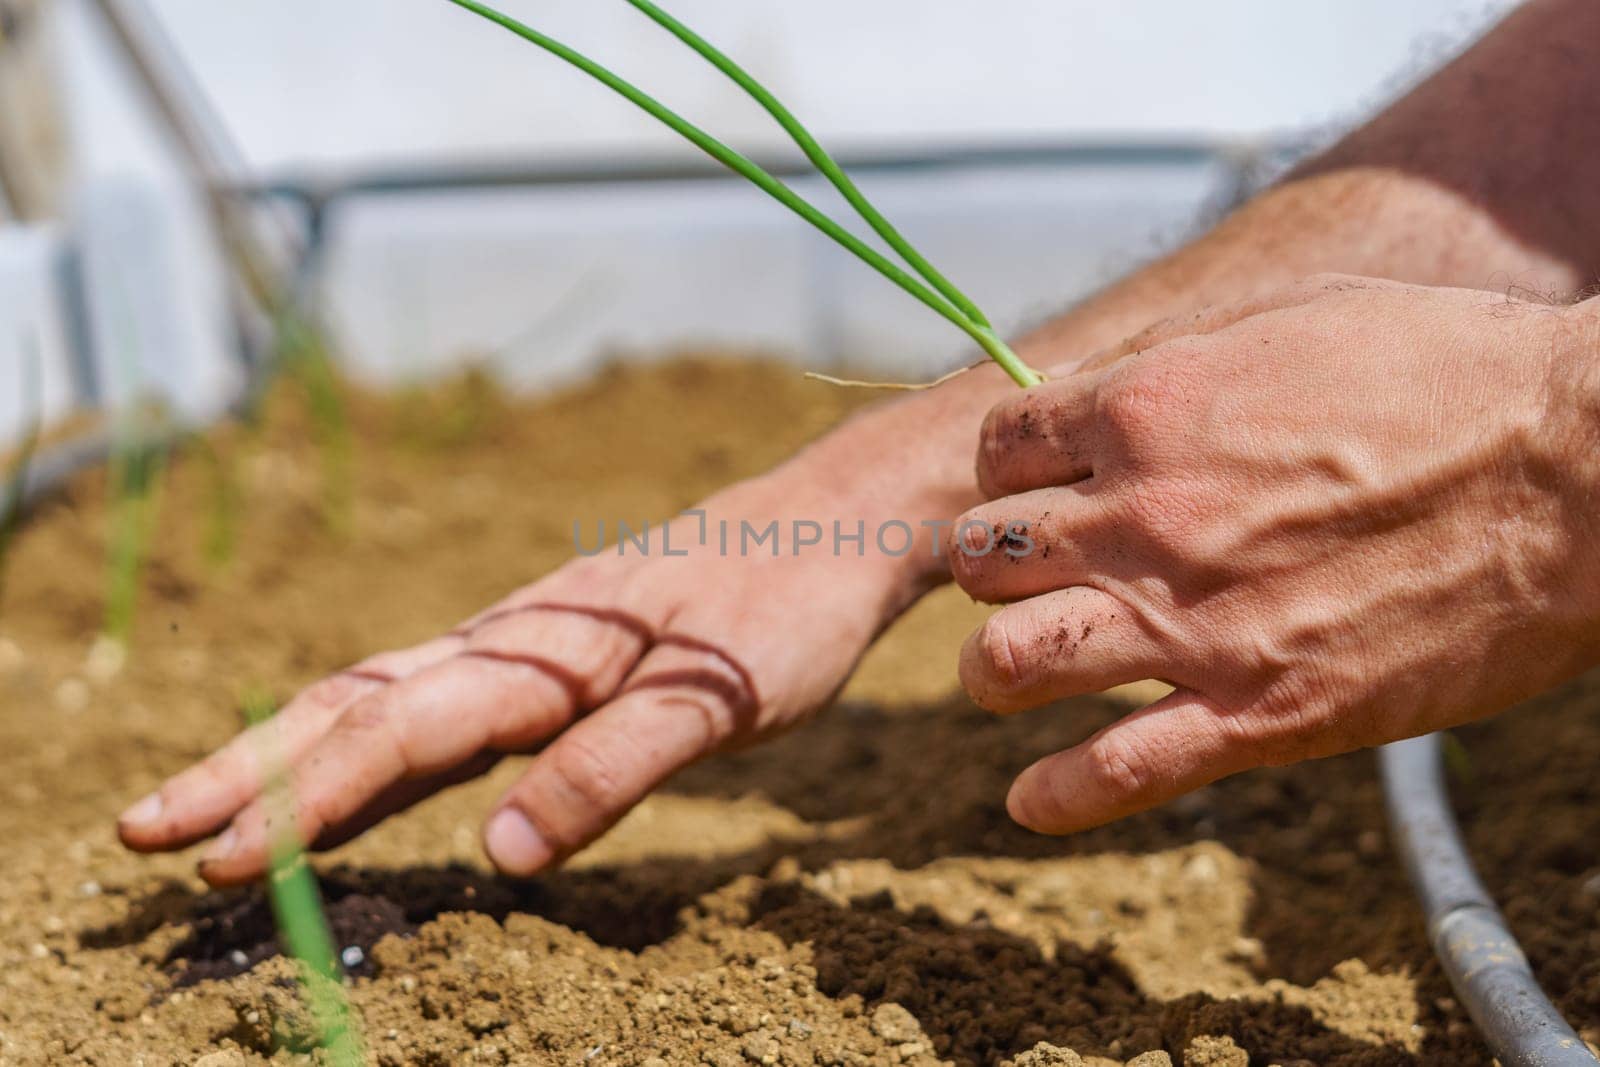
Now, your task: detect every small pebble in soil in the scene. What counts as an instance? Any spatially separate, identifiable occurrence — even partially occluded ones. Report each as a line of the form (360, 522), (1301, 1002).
(84, 636), (126, 683)
(1182, 1035), (1248, 1067)
(1182, 852), (1220, 883)
(742, 1034), (777, 1064)
(193, 1050), (246, 1067)
(52, 678), (90, 714)
(1580, 871), (1600, 898)
(1125, 1053), (1173, 1067)
(340, 945), (365, 969)
(1009, 1044), (1084, 1067)
(228, 950), (248, 968)
(869, 1002), (922, 1044)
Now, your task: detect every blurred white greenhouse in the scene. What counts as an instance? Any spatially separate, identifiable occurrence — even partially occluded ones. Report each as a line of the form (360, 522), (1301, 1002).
(0, 0), (1521, 446)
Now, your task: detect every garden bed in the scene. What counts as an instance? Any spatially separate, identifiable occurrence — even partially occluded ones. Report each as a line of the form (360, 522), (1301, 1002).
(0, 357), (1596, 1066)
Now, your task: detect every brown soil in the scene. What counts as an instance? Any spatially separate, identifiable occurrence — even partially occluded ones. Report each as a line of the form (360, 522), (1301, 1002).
(0, 357), (1597, 1067)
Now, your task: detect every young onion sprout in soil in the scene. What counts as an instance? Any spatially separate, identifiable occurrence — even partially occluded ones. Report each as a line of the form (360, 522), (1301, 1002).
(242, 689), (366, 1067)
(443, 0), (1047, 390)
(273, 309), (353, 534)
(104, 419), (166, 646)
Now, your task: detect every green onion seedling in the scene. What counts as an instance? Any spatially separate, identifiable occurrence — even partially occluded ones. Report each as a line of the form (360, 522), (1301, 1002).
(195, 438), (242, 568)
(99, 279), (174, 648)
(443, 0), (1046, 390)
(275, 310), (353, 534)
(241, 690), (366, 1067)
(103, 418), (166, 646)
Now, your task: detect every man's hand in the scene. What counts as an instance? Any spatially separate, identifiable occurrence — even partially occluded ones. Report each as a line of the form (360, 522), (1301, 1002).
(117, 0), (1600, 877)
(118, 467), (925, 886)
(951, 276), (1600, 834)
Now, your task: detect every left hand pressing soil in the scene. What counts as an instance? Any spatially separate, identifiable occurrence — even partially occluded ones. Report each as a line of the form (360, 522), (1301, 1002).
(950, 275), (1600, 834)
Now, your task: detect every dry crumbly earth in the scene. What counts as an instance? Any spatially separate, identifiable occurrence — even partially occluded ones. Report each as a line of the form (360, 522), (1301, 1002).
(1, 357), (1598, 1066)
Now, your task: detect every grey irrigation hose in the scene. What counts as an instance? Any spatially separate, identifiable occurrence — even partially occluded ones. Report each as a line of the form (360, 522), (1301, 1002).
(1381, 734), (1598, 1066)
(11, 423), (180, 512)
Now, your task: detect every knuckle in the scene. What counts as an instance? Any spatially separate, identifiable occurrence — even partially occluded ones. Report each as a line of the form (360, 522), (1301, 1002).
(549, 735), (628, 814)
(1116, 478), (1204, 562)
(1299, 271), (1365, 293)
(354, 648), (414, 679)
(1248, 682), (1339, 764)
(333, 696), (391, 737)
(198, 745), (242, 788)
(971, 615), (1033, 704)
(1213, 706), (1276, 767)
(1125, 312), (1184, 352)
(662, 686), (737, 745)
(1095, 363), (1185, 448)
(1084, 733), (1155, 801)
(303, 673), (368, 712)
(976, 406), (1013, 496)
(324, 695), (412, 773)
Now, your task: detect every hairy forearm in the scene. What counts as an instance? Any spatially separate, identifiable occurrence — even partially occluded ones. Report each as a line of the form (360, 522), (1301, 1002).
(780, 0), (1600, 599)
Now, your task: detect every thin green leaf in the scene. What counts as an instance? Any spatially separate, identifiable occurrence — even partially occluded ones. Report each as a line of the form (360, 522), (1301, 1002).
(103, 431), (165, 645)
(441, 0), (1044, 388)
(622, 0), (991, 329)
(243, 691), (366, 1067)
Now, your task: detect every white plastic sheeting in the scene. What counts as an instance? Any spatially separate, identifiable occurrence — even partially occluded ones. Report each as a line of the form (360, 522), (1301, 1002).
(144, 0), (1520, 172)
(0, 225), (80, 436)
(0, 0), (1525, 448)
(322, 159), (1229, 390)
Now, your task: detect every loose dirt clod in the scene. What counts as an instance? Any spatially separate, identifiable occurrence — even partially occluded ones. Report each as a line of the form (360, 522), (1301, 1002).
(1180, 1035), (1247, 1067)
(1008, 1043), (1085, 1067)
(0, 358), (1596, 1065)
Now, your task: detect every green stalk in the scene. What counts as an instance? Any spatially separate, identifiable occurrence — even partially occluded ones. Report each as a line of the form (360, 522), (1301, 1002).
(621, 0), (991, 329)
(242, 692), (365, 1067)
(196, 439), (241, 567)
(276, 310), (353, 534)
(104, 430), (165, 645)
(441, 0), (1044, 388)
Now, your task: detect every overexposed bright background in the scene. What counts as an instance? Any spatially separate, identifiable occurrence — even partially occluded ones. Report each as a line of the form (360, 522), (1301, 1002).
(132, 0), (1511, 170)
(0, 0), (1523, 442)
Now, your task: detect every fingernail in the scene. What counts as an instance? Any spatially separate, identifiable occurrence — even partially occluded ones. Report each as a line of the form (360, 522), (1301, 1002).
(202, 826), (240, 866)
(119, 792), (163, 828)
(484, 808), (552, 876)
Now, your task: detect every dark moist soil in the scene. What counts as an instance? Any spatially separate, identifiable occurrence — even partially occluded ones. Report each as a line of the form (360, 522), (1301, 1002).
(0, 356), (1597, 1066)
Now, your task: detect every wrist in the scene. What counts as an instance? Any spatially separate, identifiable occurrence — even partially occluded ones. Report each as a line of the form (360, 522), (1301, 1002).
(1541, 297), (1600, 620)
(763, 391), (992, 607)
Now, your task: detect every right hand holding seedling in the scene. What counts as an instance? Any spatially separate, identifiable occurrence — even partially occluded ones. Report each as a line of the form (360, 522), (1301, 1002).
(947, 276), (1600, 834)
